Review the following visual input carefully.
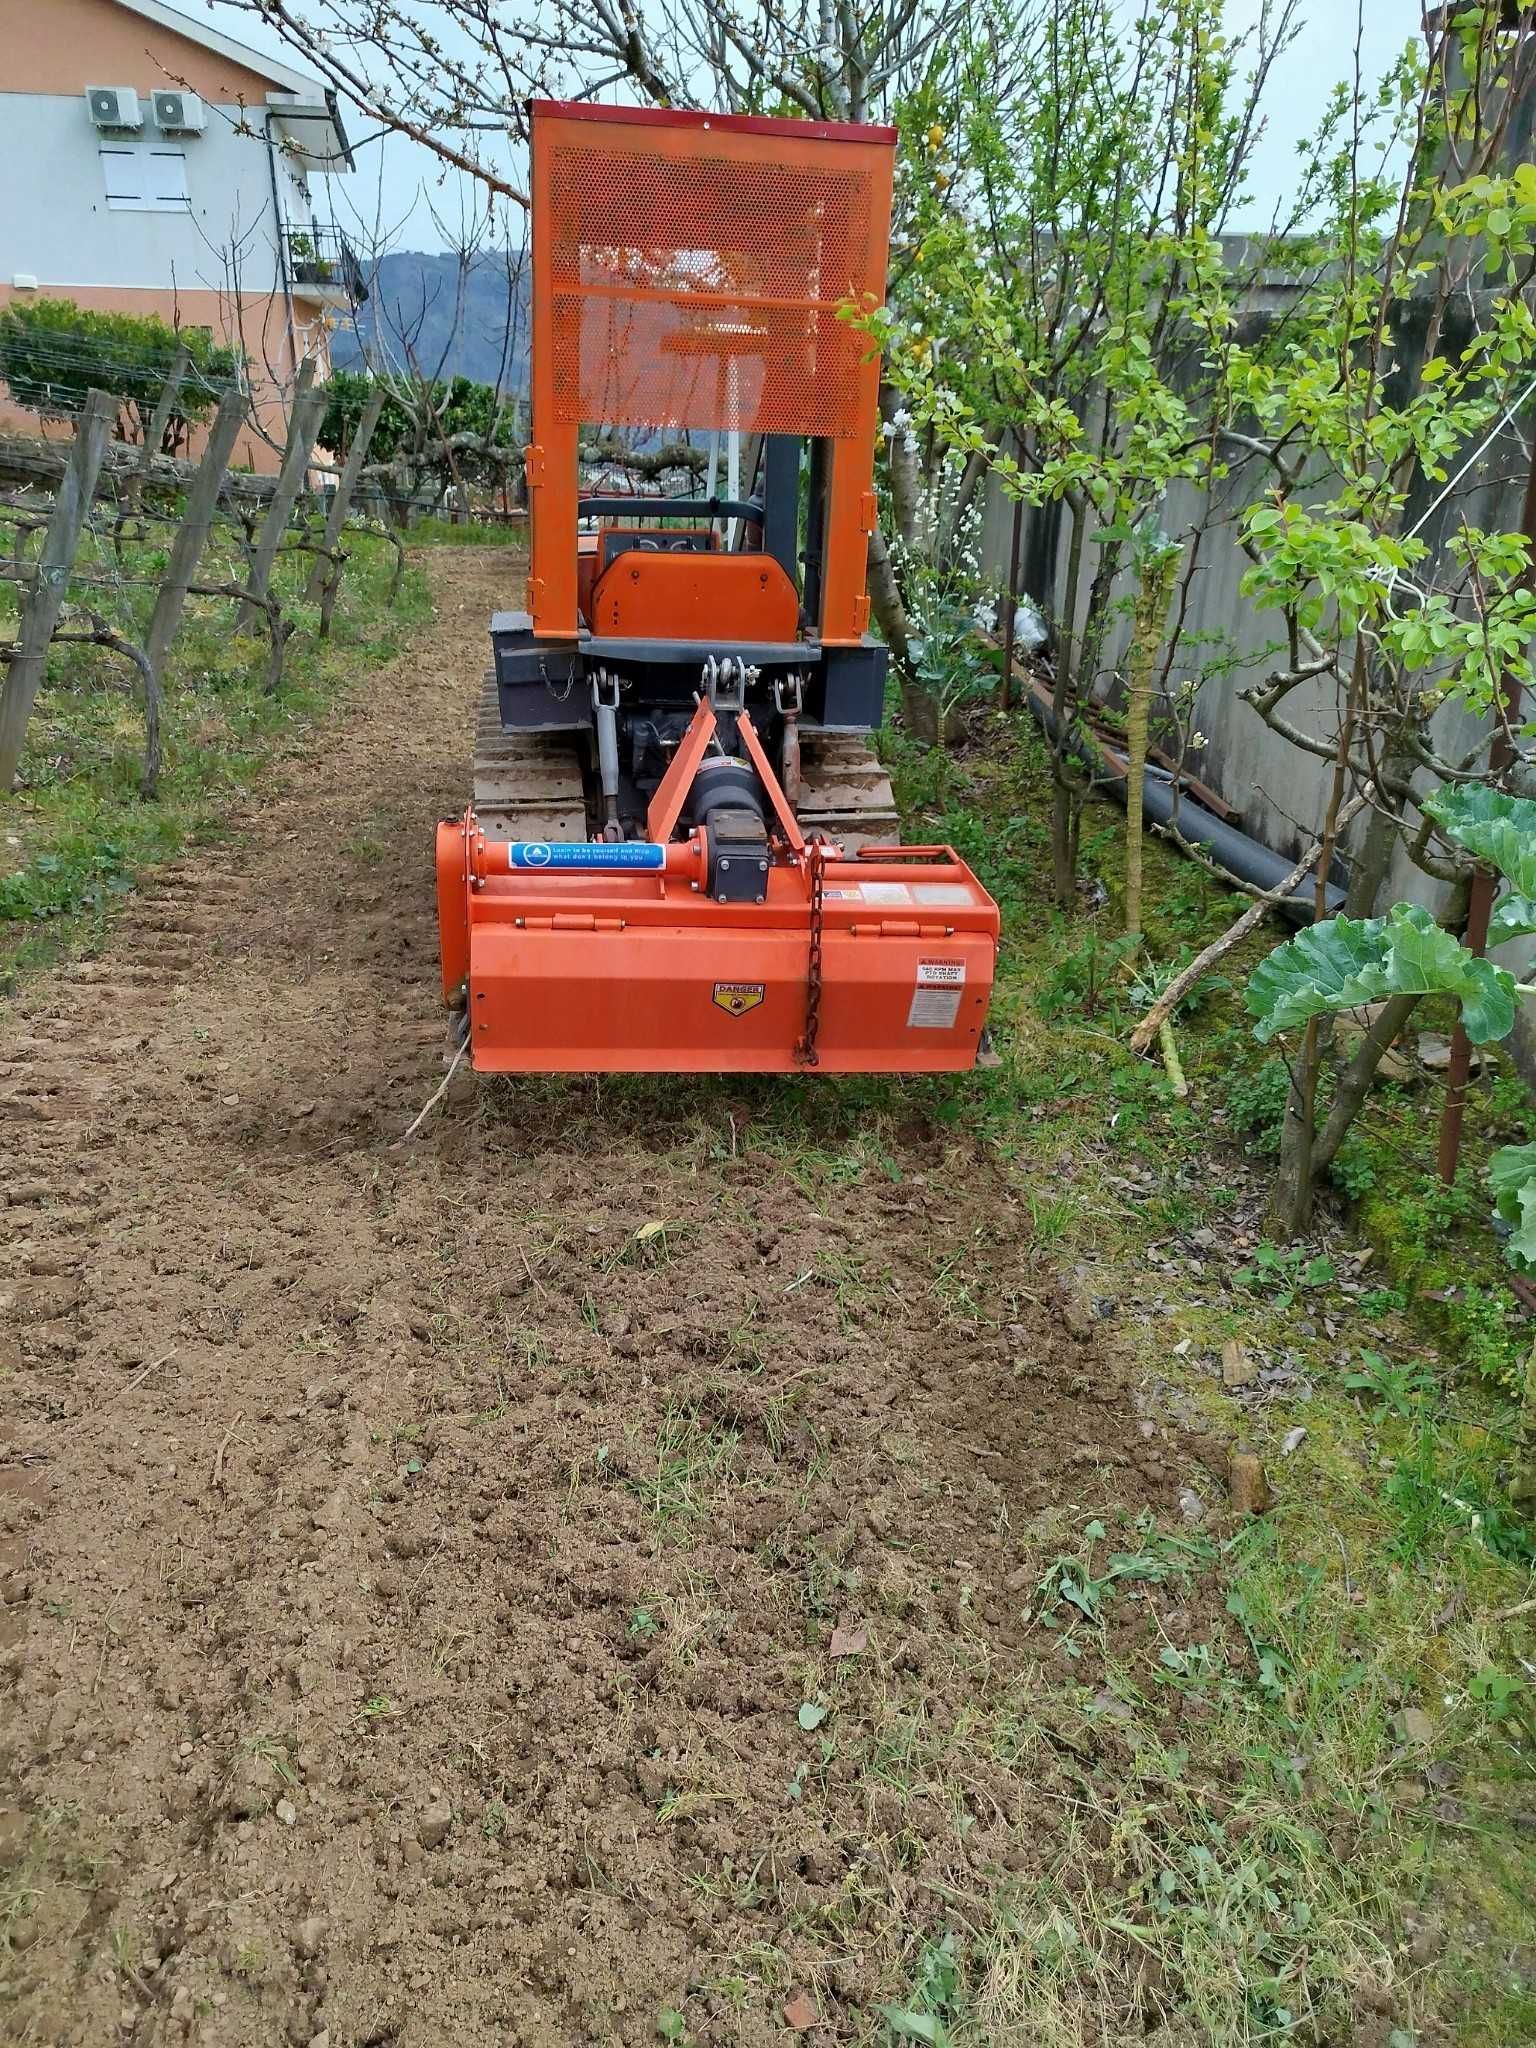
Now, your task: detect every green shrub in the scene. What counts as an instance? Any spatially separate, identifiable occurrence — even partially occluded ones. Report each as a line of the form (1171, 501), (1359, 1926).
(1328, 1132), (1380, 1199)
(1224, 1056), (1291, 1156)
(0, 297), (236, 448)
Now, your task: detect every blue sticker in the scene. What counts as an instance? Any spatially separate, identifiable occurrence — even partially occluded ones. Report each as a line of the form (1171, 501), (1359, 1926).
(506, 841), (665, 871)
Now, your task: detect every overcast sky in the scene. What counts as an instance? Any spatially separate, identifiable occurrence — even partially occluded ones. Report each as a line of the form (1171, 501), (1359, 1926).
(205, 0), (1429, 251)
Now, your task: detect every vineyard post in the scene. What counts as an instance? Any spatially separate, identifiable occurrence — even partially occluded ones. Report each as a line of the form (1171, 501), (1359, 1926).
(304, 382), (386, 608)
(239, 356), (325, 634)
(0, 387), (115, 793)
(130, 342), (191, 506)
(999, 489), (1024, 715)
(143, 385), (249, 688)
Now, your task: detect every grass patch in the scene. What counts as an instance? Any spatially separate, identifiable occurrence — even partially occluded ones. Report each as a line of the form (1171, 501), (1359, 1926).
(859, 701), (1536, 2044)
(631, 1405), (743, 1526)
(1, 517), (430, 985)
(405, 514), (525, 546)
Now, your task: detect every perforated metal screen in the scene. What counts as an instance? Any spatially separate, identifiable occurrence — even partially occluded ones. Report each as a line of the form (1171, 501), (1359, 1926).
(535, 108), (893, 441)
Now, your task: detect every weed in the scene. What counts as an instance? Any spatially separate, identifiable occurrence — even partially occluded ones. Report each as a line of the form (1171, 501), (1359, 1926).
(1034, 931), (1140, 1022)
(880, 1930), (961, 2045)
(1469, 1667), (1533, 1731)
(243, 1733), (296, 1785)
(407, 514), (525, 546)
(1487, 1071), (1532, 1133)
(1234, 1242), (1336, 1308)
(1328, 1131), (1380, 1199)
(632, 1408), (740, 1524)
(720, 1308), (767, 1373)
(1, 528), (428, 982)
(1028, 1189), (1076, 1243)
(1127, 952), (1230, 1020)
(611, 1219), (678, 1268)
(1380, 1416), (1536, 1566)
(1358, 1285), (1409, 1316)
(1341, 1349), (1437, 1419)
(1223, 1056), (1291, 1156)
(1032, 1519), (1215, 1651)
(1155, 1639), (1221, 1687)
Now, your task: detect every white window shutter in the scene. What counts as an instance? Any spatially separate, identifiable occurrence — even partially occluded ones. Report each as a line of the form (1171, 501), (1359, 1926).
(99, 143), (189, 213)
(147, 148), (189, 211)
(100, 145), (145, 209)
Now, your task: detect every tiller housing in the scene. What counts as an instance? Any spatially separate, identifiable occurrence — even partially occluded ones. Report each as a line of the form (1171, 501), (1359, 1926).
(436, 98), (1000, 1074)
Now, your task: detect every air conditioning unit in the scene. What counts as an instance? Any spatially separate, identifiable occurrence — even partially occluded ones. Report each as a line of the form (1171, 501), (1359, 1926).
(152, 90), (206, 135)
(86, 86), (143, 130)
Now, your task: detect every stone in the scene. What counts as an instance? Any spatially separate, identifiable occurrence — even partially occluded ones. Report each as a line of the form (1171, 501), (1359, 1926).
(1396, 1706), (1434, 1746)
(293, 1917), (325, 1959)
(1060, 1292), (1094, 1342)
(1220, 1340), (1257, 1389)
(1227, 1449), (1271, 1517)
(417, 1800), (452, 1850)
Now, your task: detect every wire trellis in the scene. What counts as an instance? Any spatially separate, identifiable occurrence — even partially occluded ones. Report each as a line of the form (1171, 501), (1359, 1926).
(0, 368), (408, 802)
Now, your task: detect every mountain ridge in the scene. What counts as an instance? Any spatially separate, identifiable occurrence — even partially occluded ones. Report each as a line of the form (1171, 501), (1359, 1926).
(332, 249), (528, 392)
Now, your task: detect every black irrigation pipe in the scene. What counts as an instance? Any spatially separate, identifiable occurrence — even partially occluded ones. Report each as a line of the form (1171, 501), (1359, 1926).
(1021, 674), (1345, 924)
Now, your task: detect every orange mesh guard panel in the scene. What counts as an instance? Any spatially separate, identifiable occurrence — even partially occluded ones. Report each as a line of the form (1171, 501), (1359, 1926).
(527, 101), (895, 642)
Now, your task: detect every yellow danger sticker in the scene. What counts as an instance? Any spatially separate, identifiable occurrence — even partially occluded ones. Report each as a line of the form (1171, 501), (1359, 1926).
(713, 982), (765, 1018)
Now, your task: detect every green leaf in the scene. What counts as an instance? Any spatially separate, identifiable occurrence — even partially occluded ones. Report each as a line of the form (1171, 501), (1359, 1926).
(1423, 785), (1536, 898)
(1488, 892), (1536, 947)
(1386, 906), (1515, 1042)
(797, 1701), (828, 1731)
(1245, 915), (1390, 1037)
(1246, 904), (1515, 1046)
(1489, 1141), (1536, 1274)
(877, 2009), (948, 2045)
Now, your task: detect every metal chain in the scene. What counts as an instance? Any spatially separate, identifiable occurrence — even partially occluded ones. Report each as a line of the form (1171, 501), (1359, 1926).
(795, 841), (825, 1068)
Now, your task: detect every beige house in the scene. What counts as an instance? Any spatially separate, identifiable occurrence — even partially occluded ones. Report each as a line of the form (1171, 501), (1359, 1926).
(0, 0), (362, 469)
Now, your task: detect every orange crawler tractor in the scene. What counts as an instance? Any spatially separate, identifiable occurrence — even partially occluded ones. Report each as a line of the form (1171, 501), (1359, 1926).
(435, 100), (1000, 1073)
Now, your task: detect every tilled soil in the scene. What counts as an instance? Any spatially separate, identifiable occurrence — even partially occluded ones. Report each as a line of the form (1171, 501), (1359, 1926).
(1, 550), (1210, 2047)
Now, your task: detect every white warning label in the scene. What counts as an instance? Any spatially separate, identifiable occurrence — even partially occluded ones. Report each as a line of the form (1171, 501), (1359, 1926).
(860, 881), (913, 906)
(914, 883), (975, 907)
(907, 957), (966, 1029)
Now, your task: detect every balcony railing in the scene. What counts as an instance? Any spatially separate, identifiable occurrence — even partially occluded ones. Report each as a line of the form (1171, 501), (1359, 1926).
(281, 224), (368, 305)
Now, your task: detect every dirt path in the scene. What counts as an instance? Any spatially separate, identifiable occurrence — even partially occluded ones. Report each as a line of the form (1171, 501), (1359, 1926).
(1, 549), (1198, 2048)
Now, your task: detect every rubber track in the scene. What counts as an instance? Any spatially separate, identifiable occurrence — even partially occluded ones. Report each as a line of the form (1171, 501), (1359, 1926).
(471, 671), (588, 843)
